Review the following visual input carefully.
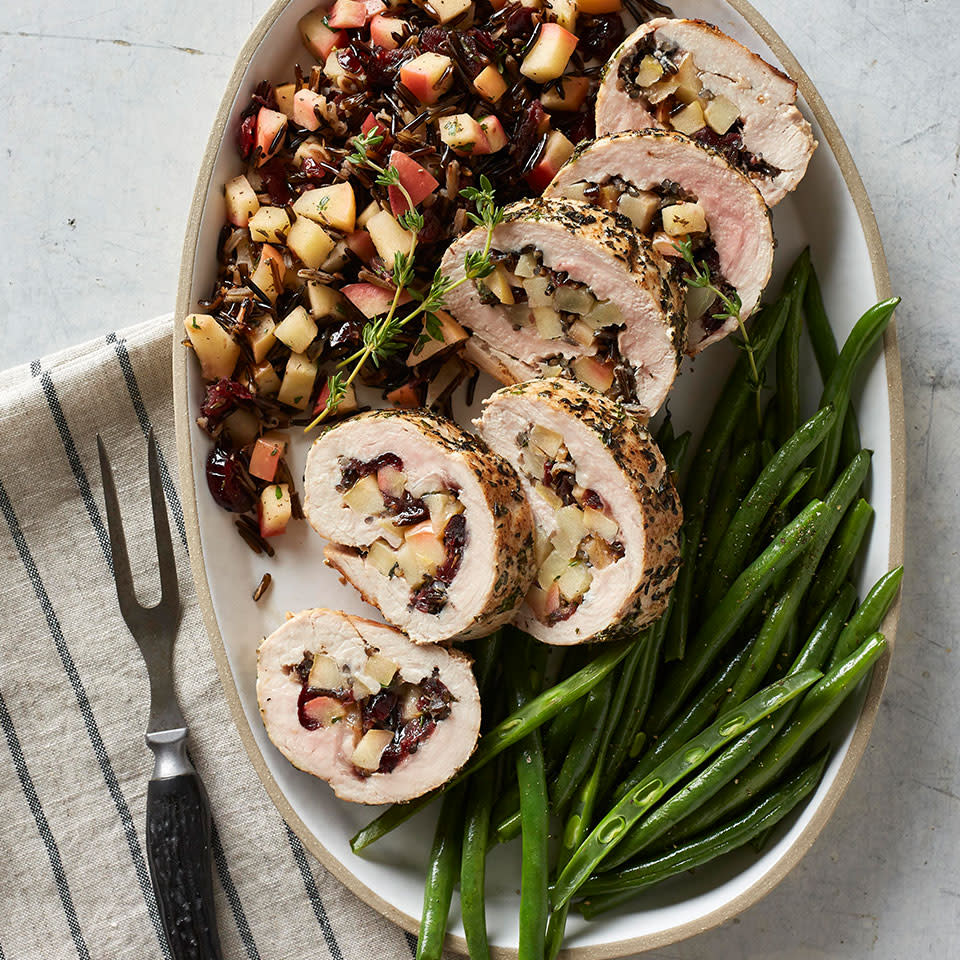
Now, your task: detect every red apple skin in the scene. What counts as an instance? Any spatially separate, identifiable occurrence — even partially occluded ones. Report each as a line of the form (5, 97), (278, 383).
(370, 12), (404, 47)
(477, 116), (507, 154)
(328, 0), (367, 28)
(361, 112), (391, 151)
(525, 131), (575, 192)
(399, 54), (453, 105)
(342, 282), (413, 318)
(258, 244), (286, 281)
(345, 229), (377, 263)
(255, 108), (288, 166)
(249, 435), (287, 482)
(258, 486), (292, 537)
(292, 90), (323, 131)
(388, 151), (440, 215)
(385, 382), (423, 408)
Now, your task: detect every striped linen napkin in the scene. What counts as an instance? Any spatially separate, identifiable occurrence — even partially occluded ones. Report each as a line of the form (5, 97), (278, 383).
(0, 318), (422, 960)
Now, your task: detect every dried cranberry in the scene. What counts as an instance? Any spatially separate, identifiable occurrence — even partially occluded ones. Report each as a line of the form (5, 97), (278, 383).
(558, 111), (593, 147)
(435, 513), (466, 583)
(326, 317), (364, 356)
(502, 3), (537, 40)
(206, 446), (255, 513)
(581, 488), (603, 510)
(419, 26), (450, 54)
(417, 206), (446, 246)
(361, 689), (399, 732)
(512, 99), (548, 171)
(455, 28), (496, 78)
(336, 46), (364, 76)
(366, 46), (415, 90)
(577, 13), (626, 61)
(297, 686), (322, 731)
(385, 491), (430, 527)
(417, 671), (453, 719)
(544, 461), (576, 505)
(236, 114), (257, 160)
(378, 716), (436, 772)
(338, 453), (404, 490)
(251, 80), (278, 111)
(201, 378), (254, 423)
(258, 159), (293, 206)
(410, 579), (448, 614)
(300, 157), (329, 182)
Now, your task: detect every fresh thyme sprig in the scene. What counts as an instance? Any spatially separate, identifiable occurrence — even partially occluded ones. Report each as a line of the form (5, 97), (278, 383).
(673, 238), (763, 421)
(303, 155), (503, 430)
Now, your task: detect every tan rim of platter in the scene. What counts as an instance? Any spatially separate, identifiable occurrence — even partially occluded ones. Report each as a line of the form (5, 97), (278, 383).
(173, 1), (906, 955)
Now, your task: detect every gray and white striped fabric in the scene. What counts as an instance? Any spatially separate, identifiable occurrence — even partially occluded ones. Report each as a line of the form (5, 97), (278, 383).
(0, 318), (422, 960)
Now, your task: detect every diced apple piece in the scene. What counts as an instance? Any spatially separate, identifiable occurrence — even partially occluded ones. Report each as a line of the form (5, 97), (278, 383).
(386, 382), (422, 408)
(532, 306), (563, 339)
(400, 684), (422, 720)
(351, 729), (394, 771)
(477, 115), (507, 154)
(251, 360), (282, 395)
(248, 206), (290, 243)
(360, 111), (391, 150)
(259, 483), (292, 537)
(634, 54), (663, 87)
(246, 317), (276, 363)
(584, 298), (622, 329)
(438, 113), (486, 155)
(670, 100), (706, 136)
(324, 49), (355, 88)
(294, 136), (328, 168)
(529, 426), (562, 458)
(396, 540), (429, 585)
(571, 356), (614, 393)
(704, 94), (740, 135)
(255, 108), (287, 166)
(352, 676), (379, 699)
(313, 378), (358, 416)
(479, 264), (515, 305)
(537, 547), (570, 589)
(515, 252), (539, 278)
(377, 463), (407, 499)
(534, 481), (563, 511)
(366, 209), (415, 265)
(651, 230), (683, 258)
(473, 64), (508, 103)
(274, 82), (296, 118)
(524, 276), (552, 308)
(662, 201), (707, 237)
(406, 310), (468, 365)
(540, 75), (590, 111)
(406, 520), (446, 570)
(277, 352), (318, 409)
(328, 0), (367, 28)
(520, 443), (547, 479)
(583, 506), (619, 541)
(388, 150), (440, 215)
(527, 581), (560, 620)
(307, 653), (342, 690)
(301, 695), (349, 726)
(299, 8), (347, 60)
(618, 190), (660, 232)
(533, 527), (552, 566)
(673, 53), (702, 104)
(370, 13), (405, 48)
(553, 284), (595, 314)
(183, 315), (240, 381)
(585, 535), (617, 570)
(520, 23), (578, 84)
(367, 540), (399, 578)
(552, 504), (588, 558)
(423, 492), (463, 537)
(558, 561), (592, 601)
(526, 130), (575, 192)
(342, 281), (412, 319)
(307, 282), (346, 320)
(365, 653), (400, 687)
(250, 244), (285, 303)
(569, 318), (595, 346)
(224, 175), (259, 227)
(344, 474), (386, 515)
(400, 52), (454, 105)
(293, 182), (357, 232)
(322, 240), (351, 272)
(544, 0), (576, 30)
(287, 217), (336, 269)
(292, 89), (324, 131)
(418, 0), (472, 24)
(274, 306), (318, 353)
(645, 77), (679, 105)
(345, 229), (376, 264)
(248, 431), (288, 482)
(425, 357), (462, 408)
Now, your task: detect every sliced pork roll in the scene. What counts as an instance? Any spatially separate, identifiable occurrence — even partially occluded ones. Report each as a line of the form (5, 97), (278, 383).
(545, 131), (774, 354)
(477, 378), (682, 645)
(303, 410), (534, 644)
(596, 18), (817, 206)
(440, 197), (685, 420)
(257, 609), (480, 804)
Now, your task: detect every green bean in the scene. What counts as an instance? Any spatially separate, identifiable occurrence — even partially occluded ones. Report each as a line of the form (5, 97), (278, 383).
(605, 585), (855, 868)
(718, 451), (871, 711)
(552, 674), (613, 811)
(810, 297), (899, 497)
(777, 467), (815, 513)
(829, 566), (903, 666)
(803, 499), (874, 634)
(614, 638), (754, 802)
(703, 406), (837, 613)
(507, 647), (550, 960)
(665, 293), (792, 662)
(697, 443), (759, 576)
(550, 668), (820, 909)
(804, 263), (861, 464)
(668, 632), (887, 842)
(777, 252), (809, 443)
(647, 499), (828, 734)
(577, 752), (829, 916)
(350, 636), (634, 852)
(542, 697), (585, 770)
(416, 786), (464, 960)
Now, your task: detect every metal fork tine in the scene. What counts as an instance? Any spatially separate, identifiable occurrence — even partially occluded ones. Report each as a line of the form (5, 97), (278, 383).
(97, 434), (142, 627)
(147, 429), (180, 616)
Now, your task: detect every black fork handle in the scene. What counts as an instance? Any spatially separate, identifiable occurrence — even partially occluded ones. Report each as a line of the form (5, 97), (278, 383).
(146, 771), (224, 960)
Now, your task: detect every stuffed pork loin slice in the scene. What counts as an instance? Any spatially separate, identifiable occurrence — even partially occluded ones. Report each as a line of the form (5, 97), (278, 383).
(303, 409), (534, 645)
(257, 609), (480, 804)
(545, 130), (774, 354)
(477, 378), (682, 645)
(597, 18), (817, 206)
(440, 197), (685, 420)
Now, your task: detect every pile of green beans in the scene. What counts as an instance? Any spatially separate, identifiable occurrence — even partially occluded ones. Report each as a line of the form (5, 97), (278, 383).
(349, 252), (901, 958)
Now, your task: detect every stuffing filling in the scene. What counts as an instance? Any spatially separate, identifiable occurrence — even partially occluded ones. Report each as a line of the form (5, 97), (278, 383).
(515, 424), (625, 624)
(337, 454), (466, 614)
(291, 651), (454, 775)
(618, 39), (780, 180)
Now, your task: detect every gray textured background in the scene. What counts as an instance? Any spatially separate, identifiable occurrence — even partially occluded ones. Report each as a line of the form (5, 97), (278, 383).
(2, 0), (957, 956)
